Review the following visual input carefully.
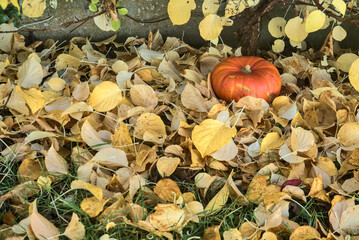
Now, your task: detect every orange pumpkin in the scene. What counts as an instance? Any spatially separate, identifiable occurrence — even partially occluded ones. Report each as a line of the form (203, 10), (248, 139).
(210, 56), (281, 103)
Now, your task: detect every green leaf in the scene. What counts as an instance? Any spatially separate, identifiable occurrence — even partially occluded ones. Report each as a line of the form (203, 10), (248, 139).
(111, 19), (121, 31)
(89, 3), (97, 12)
(116, 1), (121, 7)
(91, 0), (99, 3)
(118, 8), (128, 15)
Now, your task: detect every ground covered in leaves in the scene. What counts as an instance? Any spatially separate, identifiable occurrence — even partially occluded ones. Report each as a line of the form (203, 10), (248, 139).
(1, 30), (359, 240)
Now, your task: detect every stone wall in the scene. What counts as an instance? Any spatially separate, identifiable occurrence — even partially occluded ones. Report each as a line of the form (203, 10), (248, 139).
(19, 0), (359, 50)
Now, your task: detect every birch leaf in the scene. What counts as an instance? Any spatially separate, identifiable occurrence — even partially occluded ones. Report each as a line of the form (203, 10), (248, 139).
(192, 119), (237, 157)
(168, 0), (196, 25)
(88, 81), (122, 112)
(63, 213), (86, 240)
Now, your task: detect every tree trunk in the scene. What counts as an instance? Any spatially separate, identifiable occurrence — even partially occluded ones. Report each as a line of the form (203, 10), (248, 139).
(237, 0), (280, 56)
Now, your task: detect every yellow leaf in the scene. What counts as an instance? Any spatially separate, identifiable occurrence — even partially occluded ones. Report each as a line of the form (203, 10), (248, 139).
(340, 205), (359, 235)
(55, 54), (81, 71)
(268, 17), (286, 38)
(0, 0), (9, 9)
(199, 14), (223, 41)
(61, 102), (93, 118)
(204, 179), (229, 215)
(37, 176), (52, 190)
(272, 39), (285, 53)
(225, 0), (246, 18)
(223, 228), (242, 240)
(337, 53), (358, 72)
(202, 225), (221, 240)
(17, 57), (43, 88)
(25, 131), (57, 143)
(289, 226), (320, 240)
(149, 204), (185, 231)
(337, 122), (359, 147)
(290, 127), (315, 152)
(105, 222), (116, 232)
(332, 25), (347, 41)
(167, 0), (196, 25)
(202, 0), (220, 16)
(0, 57), (9, 74)
(134, 113), (167, 145)
(154, 178), (181, 202)
(88, 81), (122, 112)
(111, 122), (134, 153)
(80, 196), (109, 217)
(260, 132), (284, 154)
(192, 119), (237, 157)
(349, 58), (359, 92)
(305, 10), (326, 33)
(332, 0), (346, 15)
(48, 78), (66, 91)
(71, 180), (103, 200)
(22, 0), (46, 18)
(16, 86), (45, 114)
(156, 157), (181, 177)
(285, 17), (308, 42)
(130, 84), (158, 108)
(63, 213), (85, 240)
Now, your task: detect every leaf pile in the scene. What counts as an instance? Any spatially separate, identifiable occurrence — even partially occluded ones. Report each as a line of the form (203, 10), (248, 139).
(1, 27), (359, 240)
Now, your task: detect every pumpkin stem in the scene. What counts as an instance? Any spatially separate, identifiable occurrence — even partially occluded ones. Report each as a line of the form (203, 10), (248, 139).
(241, 65), (252, 73)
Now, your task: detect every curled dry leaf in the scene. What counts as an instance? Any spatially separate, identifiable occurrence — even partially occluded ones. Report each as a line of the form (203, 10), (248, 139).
(71, 180), (103, 200)
(92, 147), (128, 168)
(30, 200), (60, 240)
(81, 120), (107, 149)
(45, 145), (69, 175)
(181, 83), (207, 112)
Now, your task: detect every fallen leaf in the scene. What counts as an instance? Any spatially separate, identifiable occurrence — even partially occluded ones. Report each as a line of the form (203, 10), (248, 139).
(149, 204), (185, 231)
(192, 119), (237, 157)
(88, 81), (122, 112)
(63, 213), (86, 240)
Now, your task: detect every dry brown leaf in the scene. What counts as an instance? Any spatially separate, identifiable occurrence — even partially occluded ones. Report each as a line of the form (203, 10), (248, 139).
(30, 200), (60, 240)
(181, 83), (207, 112)
(45, 145), (69, 175)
